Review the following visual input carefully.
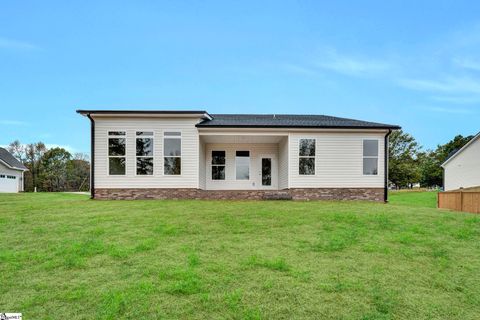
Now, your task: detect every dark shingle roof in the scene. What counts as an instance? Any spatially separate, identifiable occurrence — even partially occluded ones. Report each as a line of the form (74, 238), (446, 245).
(0, 147), (27, 170)
(196, 114), (401, 129)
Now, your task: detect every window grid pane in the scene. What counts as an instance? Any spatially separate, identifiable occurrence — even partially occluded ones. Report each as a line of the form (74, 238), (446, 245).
(164, 157), (181, 175)
(136, 138), (153, 156)
(212, 151), (226, 165)
(299, 139), (315, 156)
(109, 138), (126, 156)
(363, 140), (379, 157)
(363, 158), (378, 175)
(109, 157), (126, 175)
(164, 138), (181, 156)
(212, 165), (225, 180)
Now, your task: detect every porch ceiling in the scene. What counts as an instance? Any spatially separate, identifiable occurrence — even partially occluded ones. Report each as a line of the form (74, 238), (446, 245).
(200, 135), (285, 144)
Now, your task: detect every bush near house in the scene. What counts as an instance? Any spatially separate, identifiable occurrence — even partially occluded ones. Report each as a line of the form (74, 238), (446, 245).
(1, 192), (479, 319)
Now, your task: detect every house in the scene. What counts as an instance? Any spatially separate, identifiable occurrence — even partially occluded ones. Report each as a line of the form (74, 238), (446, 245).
(0, 147), (27, 193)
(441, 132), (480, 191)
(77, 110), (401, 201)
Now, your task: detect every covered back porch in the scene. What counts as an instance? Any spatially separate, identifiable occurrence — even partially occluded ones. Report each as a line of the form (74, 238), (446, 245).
(198, 132), (289, 191)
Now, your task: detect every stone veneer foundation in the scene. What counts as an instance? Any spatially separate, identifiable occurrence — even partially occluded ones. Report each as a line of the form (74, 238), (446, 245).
(94, 188), (385, 202)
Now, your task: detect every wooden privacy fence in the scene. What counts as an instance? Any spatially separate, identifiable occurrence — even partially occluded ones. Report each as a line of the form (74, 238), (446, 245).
(438, 191), (480, 214)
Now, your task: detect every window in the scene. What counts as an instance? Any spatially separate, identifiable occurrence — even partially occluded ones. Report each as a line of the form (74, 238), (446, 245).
(235, 151), (250, 180)
(211, 151), (225, 180)
(136, 131), (154, 175)
(108, 131), (126, 175)
(164, 132), (181, 175)
(363, 139), (378, 175)
(299, 139), (315, 175)
(0, 174), (5, 178)
(7, 175), (16, 179)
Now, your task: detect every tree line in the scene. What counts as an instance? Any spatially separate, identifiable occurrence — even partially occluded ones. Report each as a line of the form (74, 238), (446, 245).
(388, 130), (473, 189)
(7, 140), (90, 192)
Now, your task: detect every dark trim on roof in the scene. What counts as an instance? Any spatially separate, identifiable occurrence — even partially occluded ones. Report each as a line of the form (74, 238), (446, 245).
(196, 124), (401, 130)
(195, 114), (401, 130)
(77, 110), (210, 116)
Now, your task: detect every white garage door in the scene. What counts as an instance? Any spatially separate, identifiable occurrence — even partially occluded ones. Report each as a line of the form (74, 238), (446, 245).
(0, 174), (18, 193)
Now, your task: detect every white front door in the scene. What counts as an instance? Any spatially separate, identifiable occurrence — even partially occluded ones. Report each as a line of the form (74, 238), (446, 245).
(258, 154), (277, 189)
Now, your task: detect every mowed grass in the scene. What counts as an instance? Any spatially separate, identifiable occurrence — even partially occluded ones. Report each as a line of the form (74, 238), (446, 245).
(1, 192), (480, 319)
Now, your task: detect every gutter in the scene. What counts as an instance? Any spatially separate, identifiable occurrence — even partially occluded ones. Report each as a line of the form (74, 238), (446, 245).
(86, 113), (95, 199)
(384, 129), (392, 202)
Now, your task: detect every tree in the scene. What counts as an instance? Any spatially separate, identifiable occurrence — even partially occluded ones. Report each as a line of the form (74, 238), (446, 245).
(23, 142), (47, 191)
(388, 130), (421, 188)
(7, 140), (26, 162)
(7, 140), (91, 192)
(39, 148), (72, 191)
(418, 135), (473, 188)
(66, 153), (90, 191)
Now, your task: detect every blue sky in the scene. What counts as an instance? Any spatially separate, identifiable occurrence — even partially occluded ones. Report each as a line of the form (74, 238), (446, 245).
(1, 1), (479, 154)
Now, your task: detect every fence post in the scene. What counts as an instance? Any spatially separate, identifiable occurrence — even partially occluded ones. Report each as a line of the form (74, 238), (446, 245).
(459, 191), (463, 211)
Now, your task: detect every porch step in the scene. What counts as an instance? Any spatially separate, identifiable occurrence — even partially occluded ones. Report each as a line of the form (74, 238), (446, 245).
(262, 192), (293, 200)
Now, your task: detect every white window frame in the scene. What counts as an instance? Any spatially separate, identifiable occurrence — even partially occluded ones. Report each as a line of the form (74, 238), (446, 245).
(163, 131), (182, 176)
(135, 131), (154, 176)
(298, 138), (316, 176)
(108, 130), (127, 176)
(363, 139), (379, 176)
(235, 150), (251, 181)
(211, 150), (226, 181)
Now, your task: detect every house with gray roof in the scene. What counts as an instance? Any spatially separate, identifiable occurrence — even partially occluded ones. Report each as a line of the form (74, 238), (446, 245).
(77, 110), (400, 201)
(0, 147), (28, 193)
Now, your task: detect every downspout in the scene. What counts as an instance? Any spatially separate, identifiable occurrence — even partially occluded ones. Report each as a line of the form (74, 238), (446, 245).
(86, 113), (95, 199)
(384, 129), (392, 202)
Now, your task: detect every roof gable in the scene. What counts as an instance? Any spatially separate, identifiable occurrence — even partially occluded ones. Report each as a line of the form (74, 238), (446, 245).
(0, 147), (27, 170)
(442, 132), (480, 167)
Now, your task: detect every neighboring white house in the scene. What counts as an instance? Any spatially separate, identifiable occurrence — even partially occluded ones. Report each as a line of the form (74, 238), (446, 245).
(77, 110), (400, 201)
(442, 132), (480, 191)
(0, 147), (27, 193)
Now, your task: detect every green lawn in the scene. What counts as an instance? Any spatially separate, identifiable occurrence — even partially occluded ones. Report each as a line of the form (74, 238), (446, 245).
(1, 192), (480, 319)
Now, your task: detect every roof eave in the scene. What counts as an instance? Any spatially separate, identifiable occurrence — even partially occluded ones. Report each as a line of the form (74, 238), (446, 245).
(0, 159), (28, 171)
(195, 124), (401, 130)
(76, 110), (212, 120)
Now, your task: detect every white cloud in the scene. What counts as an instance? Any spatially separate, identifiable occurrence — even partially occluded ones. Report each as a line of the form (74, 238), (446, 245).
(0, 37), (40, 51)
(453, 57), (480, 71)
(313, 48), (391, 76)
(429, 106), (475, 114)
(281, 63), (319, 76)
(431, 95), (480, 104)
(0, 120), (28, 126)
(398, 76), (480, 95)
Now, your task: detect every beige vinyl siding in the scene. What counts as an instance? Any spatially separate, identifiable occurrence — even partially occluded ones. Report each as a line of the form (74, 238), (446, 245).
(288, 131), (386, 188)
(94, 117), (199, 188)
(205, 143), (278, 190)
(198, 139), (206, 189)
(278, 136), (289, 189)
(444, 137), (480, 191)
